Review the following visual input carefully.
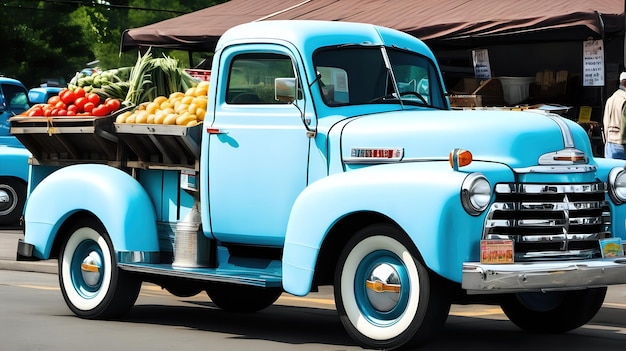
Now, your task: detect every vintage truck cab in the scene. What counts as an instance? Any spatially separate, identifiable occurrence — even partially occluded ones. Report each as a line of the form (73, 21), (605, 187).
(14, 20), (626, 350)
(0, 77), (31, 225)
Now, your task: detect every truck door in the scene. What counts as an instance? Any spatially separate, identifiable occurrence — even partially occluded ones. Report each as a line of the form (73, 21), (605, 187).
(206, 45), (312, 246)
(0, 82), (29, 138)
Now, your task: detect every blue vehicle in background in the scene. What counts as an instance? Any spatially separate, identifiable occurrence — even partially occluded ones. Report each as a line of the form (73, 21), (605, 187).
(28, 86), (62, 105)
(0, 77), (30, 146)
(0, 77), (31, 226)
(0, 77), (61, 226)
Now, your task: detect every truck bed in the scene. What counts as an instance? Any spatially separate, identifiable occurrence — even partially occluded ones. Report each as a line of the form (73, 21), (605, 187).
(9, 114), (202, 170)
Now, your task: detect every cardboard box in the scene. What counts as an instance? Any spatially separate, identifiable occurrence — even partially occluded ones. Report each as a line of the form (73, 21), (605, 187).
(449, 78), (506, 107)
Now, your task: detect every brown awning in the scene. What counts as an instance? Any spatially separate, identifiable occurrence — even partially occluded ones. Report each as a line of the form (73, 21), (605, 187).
(120, 0), (625, 52)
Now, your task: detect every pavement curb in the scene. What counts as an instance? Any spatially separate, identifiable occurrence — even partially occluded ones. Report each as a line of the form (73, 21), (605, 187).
(0, 259), (58, 274)
(1, 231), (58, 274)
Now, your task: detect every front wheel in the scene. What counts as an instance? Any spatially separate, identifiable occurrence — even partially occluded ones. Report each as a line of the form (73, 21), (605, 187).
(500, 287), (607, 333)
(0, 177), (26, 226)
(59, 220), (141, 319)
(334, 224), (450, 350)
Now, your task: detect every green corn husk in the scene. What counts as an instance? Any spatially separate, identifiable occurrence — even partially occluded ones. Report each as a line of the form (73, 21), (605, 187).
(125, 48), (156, 106)
(125, 48), (199, 106)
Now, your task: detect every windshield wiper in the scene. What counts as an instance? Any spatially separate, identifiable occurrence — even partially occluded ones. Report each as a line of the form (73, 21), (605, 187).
(368, 91), (433, 108)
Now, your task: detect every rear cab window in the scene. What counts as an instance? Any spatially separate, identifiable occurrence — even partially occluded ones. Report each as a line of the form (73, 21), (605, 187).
(226, 53), (296, 105)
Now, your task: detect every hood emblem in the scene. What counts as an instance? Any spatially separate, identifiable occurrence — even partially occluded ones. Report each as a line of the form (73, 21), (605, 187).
(538, 148), (588, 165)
(350, 147), (404, 161)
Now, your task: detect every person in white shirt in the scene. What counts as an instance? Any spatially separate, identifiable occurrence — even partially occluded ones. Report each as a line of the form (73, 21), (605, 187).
(603, 71), (626, 159)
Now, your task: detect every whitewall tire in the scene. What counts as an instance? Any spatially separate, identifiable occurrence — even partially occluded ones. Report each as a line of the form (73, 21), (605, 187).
(59, 220), (141, 319)
(334, 224), (449, 350)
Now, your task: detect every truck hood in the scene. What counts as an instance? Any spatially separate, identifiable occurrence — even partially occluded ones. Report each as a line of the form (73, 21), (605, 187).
(337, 109), (592, 169)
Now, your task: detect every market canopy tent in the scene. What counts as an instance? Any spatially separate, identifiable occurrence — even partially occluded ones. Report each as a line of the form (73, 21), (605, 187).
(120, 0), (624, 52)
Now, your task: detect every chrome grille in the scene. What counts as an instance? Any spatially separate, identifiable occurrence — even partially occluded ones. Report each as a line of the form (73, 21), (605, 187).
(483, 182), (611, 261)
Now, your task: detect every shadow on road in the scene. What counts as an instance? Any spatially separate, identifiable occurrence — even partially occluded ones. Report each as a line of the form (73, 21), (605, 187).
(119, 300), (626, 350)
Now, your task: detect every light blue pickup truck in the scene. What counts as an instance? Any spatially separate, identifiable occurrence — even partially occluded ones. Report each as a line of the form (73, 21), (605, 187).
(0, 77), (31, 226)
(14, 21), (626, 349)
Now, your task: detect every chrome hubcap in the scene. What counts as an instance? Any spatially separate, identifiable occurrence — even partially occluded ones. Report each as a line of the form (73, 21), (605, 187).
(365, 263), (402, 312)
(0, 188), (16, 214)
(81, 251), (102, 287)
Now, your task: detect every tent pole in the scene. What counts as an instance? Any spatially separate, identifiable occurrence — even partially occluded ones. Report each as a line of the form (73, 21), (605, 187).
(597, 11), (605, 108)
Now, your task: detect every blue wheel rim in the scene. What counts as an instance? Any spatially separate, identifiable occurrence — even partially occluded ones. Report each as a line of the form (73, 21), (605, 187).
(354, 250), (410, 326)
(70, 239), (104, 299)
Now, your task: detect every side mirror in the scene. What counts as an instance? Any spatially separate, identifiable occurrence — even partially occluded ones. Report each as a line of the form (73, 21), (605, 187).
(275, 78), (297, 103)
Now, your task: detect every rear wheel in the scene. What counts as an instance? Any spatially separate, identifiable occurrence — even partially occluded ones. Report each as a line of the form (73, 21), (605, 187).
(59, 220), (141, 319)
(334, 224), (450, 350)
(0, 177), (26, 226)
(163, 279), (205, 297)
(206, 284), (283, 312)
(500, 287), (607, 333)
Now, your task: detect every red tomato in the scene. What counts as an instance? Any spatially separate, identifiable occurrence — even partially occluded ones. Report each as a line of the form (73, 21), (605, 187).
(66, 110), (76, 116)
(92, 104), (110, 117)
(74, 97), (87, 112)
(55, 101), (67, 110)
(58, 88), (68, 98)
(67, 105), (78, 114)
(101, 104), (111, 115)
(105, 98), (121, 112)
(74, 87), (86, 98)
(83, 102), (95, 113)
(60, 90), (77, 105)
(27, 106), (44, 117)
(47, 95), (60, 105)
(87, 93), (100, 105)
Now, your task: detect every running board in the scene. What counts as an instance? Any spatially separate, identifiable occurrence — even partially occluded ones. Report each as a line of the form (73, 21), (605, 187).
(118, 262), (283, 288)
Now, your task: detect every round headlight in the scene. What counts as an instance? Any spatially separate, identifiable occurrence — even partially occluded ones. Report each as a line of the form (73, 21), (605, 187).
(461, 173), (492, 215)
(608, 167), (626, 204)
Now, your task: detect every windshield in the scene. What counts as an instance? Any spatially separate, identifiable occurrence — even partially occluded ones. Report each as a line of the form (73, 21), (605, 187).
(312, 46), (446, 109)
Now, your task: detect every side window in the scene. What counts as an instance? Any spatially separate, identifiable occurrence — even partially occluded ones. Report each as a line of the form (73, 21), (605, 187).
(1, 84), (30, 114)
(226, 53), (295, 105)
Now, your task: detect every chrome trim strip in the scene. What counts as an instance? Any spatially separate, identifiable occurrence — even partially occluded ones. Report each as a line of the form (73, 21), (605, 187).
(513, 165), (597, 174)
(116, 251), (160, 264)
(494, 182), (606, 194)
(544, 114), (575, 148)
(344, 158), (404, 164)
(343, 156), (441, 165)
(344, 160), (598, 172)
(485, 232), (605, 242)
(462, 258), (626, 294)
(118, 262), (283, 288)
(538, 149), (588, 165)
(491, 201), (606, 211)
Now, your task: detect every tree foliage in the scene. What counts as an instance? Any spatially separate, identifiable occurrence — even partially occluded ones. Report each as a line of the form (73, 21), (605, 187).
(0, 0), (225, 88)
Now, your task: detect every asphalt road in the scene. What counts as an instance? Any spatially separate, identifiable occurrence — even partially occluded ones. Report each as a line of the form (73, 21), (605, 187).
(2, 228), (626, 350)
(2, 269), (626, 351)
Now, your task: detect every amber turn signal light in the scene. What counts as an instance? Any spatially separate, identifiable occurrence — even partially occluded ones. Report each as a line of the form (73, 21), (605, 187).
(449, 148), (472, 170)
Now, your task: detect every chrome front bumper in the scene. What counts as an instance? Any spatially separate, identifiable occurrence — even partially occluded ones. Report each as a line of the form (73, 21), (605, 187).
(462, 258), (626, 294)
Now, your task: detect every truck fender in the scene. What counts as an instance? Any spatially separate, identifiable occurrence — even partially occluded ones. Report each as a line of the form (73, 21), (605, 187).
(0, 146), (30, 181)
(282, 162), (513, 296)
(592, 157), (626, 239)
(24, 164), (158, 259)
